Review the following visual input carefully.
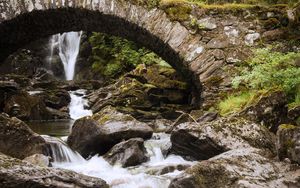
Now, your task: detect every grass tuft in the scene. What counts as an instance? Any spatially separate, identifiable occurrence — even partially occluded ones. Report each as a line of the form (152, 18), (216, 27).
(218, 91), (256, 116)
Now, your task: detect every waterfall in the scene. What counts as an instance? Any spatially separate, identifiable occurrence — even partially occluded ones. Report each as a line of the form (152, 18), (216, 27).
(42, 135), (85, 163)
(48, 34), (59, 66)
(49, 31), (82, 80)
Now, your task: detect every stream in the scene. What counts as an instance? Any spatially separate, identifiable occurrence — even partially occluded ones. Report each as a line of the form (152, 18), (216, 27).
(27, 31), (195, 187)
(28, 89), (195, 188)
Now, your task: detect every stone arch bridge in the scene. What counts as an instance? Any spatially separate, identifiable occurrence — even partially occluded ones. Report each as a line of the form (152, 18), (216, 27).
(0, 0), (294, 106)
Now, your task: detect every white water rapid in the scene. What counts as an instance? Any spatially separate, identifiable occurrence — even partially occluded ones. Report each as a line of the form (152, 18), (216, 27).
(43, 40), (194, 186)
(69, 89), (93, 120)
(40, 89), (195, 187)
(42, 135), (85, 163)
(49, 31), (82, 80)
(53, 133), (195, 188)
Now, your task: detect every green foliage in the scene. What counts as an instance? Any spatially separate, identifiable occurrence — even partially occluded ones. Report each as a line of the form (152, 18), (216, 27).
(232, 48), (300, 104)
(218, 91), (256, 115)
(89, 32), (168, 79)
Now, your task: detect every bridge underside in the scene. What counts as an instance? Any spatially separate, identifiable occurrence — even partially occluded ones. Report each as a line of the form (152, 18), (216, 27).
(0, 8), (202, 106)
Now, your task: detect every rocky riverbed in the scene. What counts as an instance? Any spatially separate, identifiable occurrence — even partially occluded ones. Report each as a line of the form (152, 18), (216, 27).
(0, 63), (300, 187)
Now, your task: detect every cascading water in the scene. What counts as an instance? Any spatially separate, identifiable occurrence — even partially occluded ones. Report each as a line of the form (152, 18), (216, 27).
(43, 32), (194, 187)
(49, 31), (82, 80)
(48, 34), (58, 66)
(42, 135), (85, 163)
(52, 133), (195, 188)
(36, 89), (194, 187)
(69, 89), (93, 120)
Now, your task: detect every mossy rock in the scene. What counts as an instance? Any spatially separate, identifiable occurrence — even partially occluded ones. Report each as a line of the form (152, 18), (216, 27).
(132, 64), (189, 90)
(262, 18), (281, 29)
(279, 124), (297, 130)
(160, 0), (192, 21)
(92, 106), (136, 125)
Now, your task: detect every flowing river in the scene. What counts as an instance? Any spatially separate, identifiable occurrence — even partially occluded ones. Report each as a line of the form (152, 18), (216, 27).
(28, 89), (194, 188)
(28, 31), (195, 187)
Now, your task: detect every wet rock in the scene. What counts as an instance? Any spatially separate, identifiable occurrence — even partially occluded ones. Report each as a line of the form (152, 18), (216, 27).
(288, 105), (300, 125)
(149, 118), (173, 132)
(170, 116), (275, 160)
(0, 49), (43, 76)
(34, 89), (71, 110)
(23, 154), (50, 167)
(196, 111), (218, 123)
(0, 154), (109, 188)
(32, 68), (57, 82)
(103, 138), (148, 167)
(146, 164), (190, 175)
(0, 80), (19, 111)
(277, 124), (300, 164)
(169, 173), (198, 188)
(240, 90), (288, 131)
(3, 90), (70, 121)
(45, 107), (70, 120)
(170, 148), (300, 188)
(88, 64), (192, 121)
(67, 106), (153, 158)
(0, 113), (48, 159)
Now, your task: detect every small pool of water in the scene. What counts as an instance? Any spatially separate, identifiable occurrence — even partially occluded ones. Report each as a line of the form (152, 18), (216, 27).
(27, 120), (74, 137)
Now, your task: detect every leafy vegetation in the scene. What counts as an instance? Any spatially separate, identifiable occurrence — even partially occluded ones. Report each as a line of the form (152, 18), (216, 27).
(219, 48), (300, 115)
(232, 48), (300, 103)
(89, 32), (168, 80)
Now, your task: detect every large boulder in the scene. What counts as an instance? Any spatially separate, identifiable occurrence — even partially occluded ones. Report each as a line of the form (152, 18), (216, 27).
(0, 154), (108, 188)
(240, 90), (288, 132)
(0, 113), (48, 159)
(103, 138), (148, 167)
(170, 116), (275, 160)
(277, 124), (300, 164)
(67, 106), (153, 158)
(0, 49), (43, 76)
(0, 80), (19, 111)
(23, 154), (50, 167)
(88, 64), (192, 121)
(37, 89), (71, 110)
(288, 105), (300, 125)
(169, 148), (300, 188)
(3, 91), (69, 121)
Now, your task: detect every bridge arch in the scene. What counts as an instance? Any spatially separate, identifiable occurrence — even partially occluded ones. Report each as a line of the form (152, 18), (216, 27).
(0, 0), (206, 105)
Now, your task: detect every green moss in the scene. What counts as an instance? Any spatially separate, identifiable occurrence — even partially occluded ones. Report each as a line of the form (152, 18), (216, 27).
(160, 0), (192, 21)
(199, 3), (257, 10)
(118, 0), (160, 9)
(97, 114), (111, 125)
(279, 124), (297, 129)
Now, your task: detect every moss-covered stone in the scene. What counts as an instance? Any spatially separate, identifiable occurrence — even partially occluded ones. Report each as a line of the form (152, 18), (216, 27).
(279, 124), (297, 130)
(262, 18), (281, 29)
(160, 0), (192, 21)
